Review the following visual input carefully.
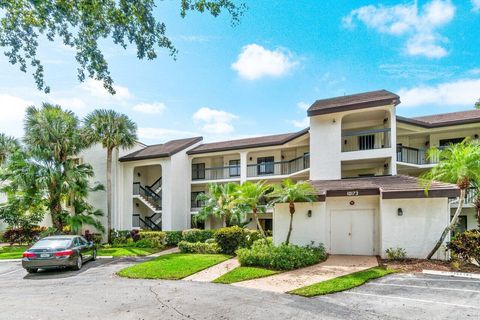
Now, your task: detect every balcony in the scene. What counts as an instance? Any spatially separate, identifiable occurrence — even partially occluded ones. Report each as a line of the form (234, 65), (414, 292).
(342, 128), (391, 152)
(450, 188), (477, 207)
(192, 165), (241, 181)
(396, 146), (440, 165)
(247, 153), (310, 178)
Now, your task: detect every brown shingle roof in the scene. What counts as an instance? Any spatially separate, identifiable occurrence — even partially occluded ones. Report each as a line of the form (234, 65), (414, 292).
(398, 109), (480, 128)
(307, 90), (400, 116)
(310, 175), (459, 200)
(119, 137), (203, 162)
(187, 128), (309, 155)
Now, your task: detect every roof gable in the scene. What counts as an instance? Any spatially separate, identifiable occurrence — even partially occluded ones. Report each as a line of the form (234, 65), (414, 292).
(119, 137), (202, 162)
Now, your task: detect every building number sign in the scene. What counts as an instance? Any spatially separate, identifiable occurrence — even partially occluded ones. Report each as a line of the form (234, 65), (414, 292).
(346, 190), (359, 196)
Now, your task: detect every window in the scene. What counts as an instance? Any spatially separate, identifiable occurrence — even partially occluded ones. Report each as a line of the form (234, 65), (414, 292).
(192, 163), (205, 180)
(191, 192), (204, 208)
(451, 216), (467, 237)
(303, 152), (310, 169)
(229, 159), (240, 177)
(440, 137), (465, 147)
(359, 135), (375, 150)
(257, 157), (274, 175)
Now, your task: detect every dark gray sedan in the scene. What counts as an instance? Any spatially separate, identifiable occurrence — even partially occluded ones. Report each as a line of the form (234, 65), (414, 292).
(22, 235), (97, 273)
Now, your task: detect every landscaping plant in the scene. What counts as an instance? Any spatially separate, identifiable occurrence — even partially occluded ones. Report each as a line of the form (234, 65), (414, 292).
(447, 229), (480, 265)
(178, 241), (220, 254)
(214, 226), (248, 254)
(182, 229), (214, 243)
(385, 247), (407, 260)
(165, 231), (183, 246)
(236, 181), (271, 237)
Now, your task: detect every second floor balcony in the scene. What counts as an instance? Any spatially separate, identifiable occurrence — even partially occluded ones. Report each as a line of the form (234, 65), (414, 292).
(342, 128), (392, 152)
(192, 164), (241, 181)
(247, 153), (310, 178)
(396, 145), (441, 166)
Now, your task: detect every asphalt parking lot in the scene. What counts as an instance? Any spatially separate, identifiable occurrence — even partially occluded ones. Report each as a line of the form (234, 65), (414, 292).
(0, 258), (479, 320)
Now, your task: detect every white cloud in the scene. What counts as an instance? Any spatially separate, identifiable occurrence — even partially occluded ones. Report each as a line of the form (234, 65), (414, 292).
(398, 79), (480, 108)
(473, 0), (480, 11)
(0, 94), (33, 137)
(80, 79), (133, 102)
(343, 0), (455, 58)
(297, 101), (310, 111)
(193, 107), (238, 134)
(291, 117), (309, 129)
(138, 127), (198, 142)
(133, 102), (166, 114)
(469, 68), (480, 75)
(49, 97), (87, 110)
(231, 44), (298, 80)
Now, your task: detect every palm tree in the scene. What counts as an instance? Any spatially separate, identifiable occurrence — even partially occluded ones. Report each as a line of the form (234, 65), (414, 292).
(421, 139), (480, 259)
(195, 182), (244, 227)
(0, 133), (19, 166)
(236, 181), (271, 237)
(269, 179), (317, 245)
(84, 110), (137, 242)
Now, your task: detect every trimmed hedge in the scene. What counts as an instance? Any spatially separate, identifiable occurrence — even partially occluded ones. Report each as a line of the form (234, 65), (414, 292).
(237, 238), (327, 271)
(2, 226), (47, 245)
(165, 231), (183, 246)
(182, 229), (214, 243)
(214, 226), (246, 255)
(178, 241), (220, 254)
(110, 229), (165, 249)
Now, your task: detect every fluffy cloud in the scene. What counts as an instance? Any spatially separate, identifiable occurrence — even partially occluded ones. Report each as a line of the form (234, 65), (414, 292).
(398, 79), (480, 108)
(138, 127), (198, 142)
(473, 0), (480, 11)
(49, 97), (87, 110)
(291, 117), (309, 129)
(297, 101), (310, 111)
(80, 79), (133, 102)
(343, 0), (455, 58)
(133, 102), (166, 114)
(193, 107), (238, 134)
(231, 44), (298, 80)
(0, 94), (33, 137)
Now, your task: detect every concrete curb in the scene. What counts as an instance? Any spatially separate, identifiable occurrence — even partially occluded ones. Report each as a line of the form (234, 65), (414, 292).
(0, 259), (21, 262)
(422, 269), (480, 280)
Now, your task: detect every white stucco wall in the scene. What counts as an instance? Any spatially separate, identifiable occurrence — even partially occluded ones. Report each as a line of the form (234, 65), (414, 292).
(380, 198), (449, 260)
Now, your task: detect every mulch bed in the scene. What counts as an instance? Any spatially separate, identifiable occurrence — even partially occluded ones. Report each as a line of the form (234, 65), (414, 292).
(379, 258), (480, 274)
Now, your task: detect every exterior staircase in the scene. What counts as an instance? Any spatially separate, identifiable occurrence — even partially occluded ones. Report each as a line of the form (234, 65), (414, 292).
(132, 177), (163, 230)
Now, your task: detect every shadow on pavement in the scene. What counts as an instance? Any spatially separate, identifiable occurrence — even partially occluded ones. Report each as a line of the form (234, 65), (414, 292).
(23, 258), (115, 280)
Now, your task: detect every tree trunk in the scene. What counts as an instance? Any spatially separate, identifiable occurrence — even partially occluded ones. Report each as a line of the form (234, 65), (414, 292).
(253, 207), (266, 238)
(426, 188), (465, 260)
(106, 148), (113, 243)
(285, 202), (295, 245)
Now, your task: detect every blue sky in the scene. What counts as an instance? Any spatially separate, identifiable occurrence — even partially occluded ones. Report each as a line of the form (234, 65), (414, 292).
(1, 0), (480, 144)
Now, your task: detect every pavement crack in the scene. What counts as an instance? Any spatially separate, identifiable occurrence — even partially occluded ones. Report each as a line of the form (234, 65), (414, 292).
(148, 285), (197, 320)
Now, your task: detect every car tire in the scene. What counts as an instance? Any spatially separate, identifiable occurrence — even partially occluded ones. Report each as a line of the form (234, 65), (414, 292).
(92, 249), (97, 261)
(72, 255), (83, 271)
(27, 268), (38, 274)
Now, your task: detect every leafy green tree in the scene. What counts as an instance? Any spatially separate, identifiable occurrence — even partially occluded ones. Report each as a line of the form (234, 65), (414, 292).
(421, 139), (480, 259)
(269, 179), (317, 245)
(195, 182), (245, 227)
(475, 99), (480, 109)
(0, 133), (19, 166)
(0, 0), (244, 94)
(236, 181), (271, 237)
(84, 109), (137, 242)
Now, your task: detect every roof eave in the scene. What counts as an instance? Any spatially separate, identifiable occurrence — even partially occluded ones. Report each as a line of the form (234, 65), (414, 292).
(307, 98), (400, 117)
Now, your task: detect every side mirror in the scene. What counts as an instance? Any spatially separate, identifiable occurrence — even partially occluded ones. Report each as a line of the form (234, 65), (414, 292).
(89, 241), (94, 246)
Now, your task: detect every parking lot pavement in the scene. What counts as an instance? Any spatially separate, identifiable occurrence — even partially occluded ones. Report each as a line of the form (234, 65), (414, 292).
(319, 273), (480, 319)
(0, 259), (479, 320)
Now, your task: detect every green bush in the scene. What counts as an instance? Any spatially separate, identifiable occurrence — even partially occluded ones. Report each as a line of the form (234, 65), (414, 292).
(182, 229), (214, 243)
(165, 231), (183, 246)
(448, 229), (480, 265)
(138, 231), (166, 248)
(214, 226), (247, 255)
(178, 240), (220, 254)
(244, 229), (262, 247)
(111, 230), (131, 245)
(236, 238), (326, 271)
(385, 247), (407, 260)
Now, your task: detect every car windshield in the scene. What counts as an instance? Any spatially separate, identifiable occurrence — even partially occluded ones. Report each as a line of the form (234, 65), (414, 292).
(31, 239), (72, 249)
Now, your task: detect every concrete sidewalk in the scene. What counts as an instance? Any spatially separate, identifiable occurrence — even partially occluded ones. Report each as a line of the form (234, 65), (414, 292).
(233, 255), (378, 293)
(184, 257), (240, 282)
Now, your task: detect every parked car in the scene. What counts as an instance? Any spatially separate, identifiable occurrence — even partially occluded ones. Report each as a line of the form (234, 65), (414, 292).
(22, 235), (97, 273)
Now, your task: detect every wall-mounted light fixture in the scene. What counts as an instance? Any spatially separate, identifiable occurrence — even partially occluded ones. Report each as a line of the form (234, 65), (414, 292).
(349, 201), (355, 206)
(383, 118), (388, 124)
(249, 157), (253, 161)
(135, 203), (139, 208)
(475, 134), (479, 139)
(137, 172), (141, 177)
(397, 208), (403, 216)
(332, 119), (336, 123)
(307, 210), (312, 218)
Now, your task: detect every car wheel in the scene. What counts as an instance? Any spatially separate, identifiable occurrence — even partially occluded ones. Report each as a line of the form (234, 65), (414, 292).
(27, 268), (38, 274)
(92, 249), (97, 261)
(72, 255), (83, 271)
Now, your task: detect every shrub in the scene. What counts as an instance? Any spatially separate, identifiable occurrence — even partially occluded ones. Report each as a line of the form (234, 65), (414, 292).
(83, 230), (103, 244)
(385, 247), (407, 260)
(2, 226), (47, 244)
(111, 229), (131, 245)
(138, 231), (166, 249)
(244, 229), (262, 247)
(165, 231), (183, 246)
(448, 230), (480, 265)
(182, 229), (214, 243)
(214, 226), (247, 255)
(236, 238), (326, 270)
(178, 240), (220, 254)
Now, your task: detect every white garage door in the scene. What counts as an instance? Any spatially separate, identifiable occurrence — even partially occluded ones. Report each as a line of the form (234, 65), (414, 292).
(330, 209), (375, 255)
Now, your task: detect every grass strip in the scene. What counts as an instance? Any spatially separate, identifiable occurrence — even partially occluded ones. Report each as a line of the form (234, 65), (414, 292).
(0, 246), (28, 260)
(97, 247), (159, 257)
(213, 266), (279, 284)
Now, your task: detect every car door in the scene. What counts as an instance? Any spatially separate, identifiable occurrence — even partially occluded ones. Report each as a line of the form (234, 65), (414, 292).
(78, 237), (92, 260)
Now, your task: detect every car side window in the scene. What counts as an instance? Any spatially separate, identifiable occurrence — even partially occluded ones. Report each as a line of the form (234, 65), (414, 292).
(79, 237), (89, 245)
(73, 237), (82, 247)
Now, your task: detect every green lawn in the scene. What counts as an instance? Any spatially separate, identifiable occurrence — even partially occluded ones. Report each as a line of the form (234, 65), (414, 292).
(213, 266), (279, 284)
(97, 247), (159, 257)
(117, 253), (231, 280)
(0, 246), (28, 260)
(290, 267), (396, 297)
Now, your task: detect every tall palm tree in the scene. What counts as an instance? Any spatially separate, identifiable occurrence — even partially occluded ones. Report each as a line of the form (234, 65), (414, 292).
(195, 182), (243, 227)
(0, 133), (19, 166)
(421, 139), (480, 259)
(84, 110), (137, 242)
(269, 179), (317, 245)
(236, 181), (271, 237)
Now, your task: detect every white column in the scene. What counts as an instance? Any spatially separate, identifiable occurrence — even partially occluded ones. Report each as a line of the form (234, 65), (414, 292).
(240, 151), (248, 183)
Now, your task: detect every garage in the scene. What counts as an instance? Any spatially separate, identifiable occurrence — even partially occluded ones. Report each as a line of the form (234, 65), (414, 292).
(330, 209), (375, 255)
